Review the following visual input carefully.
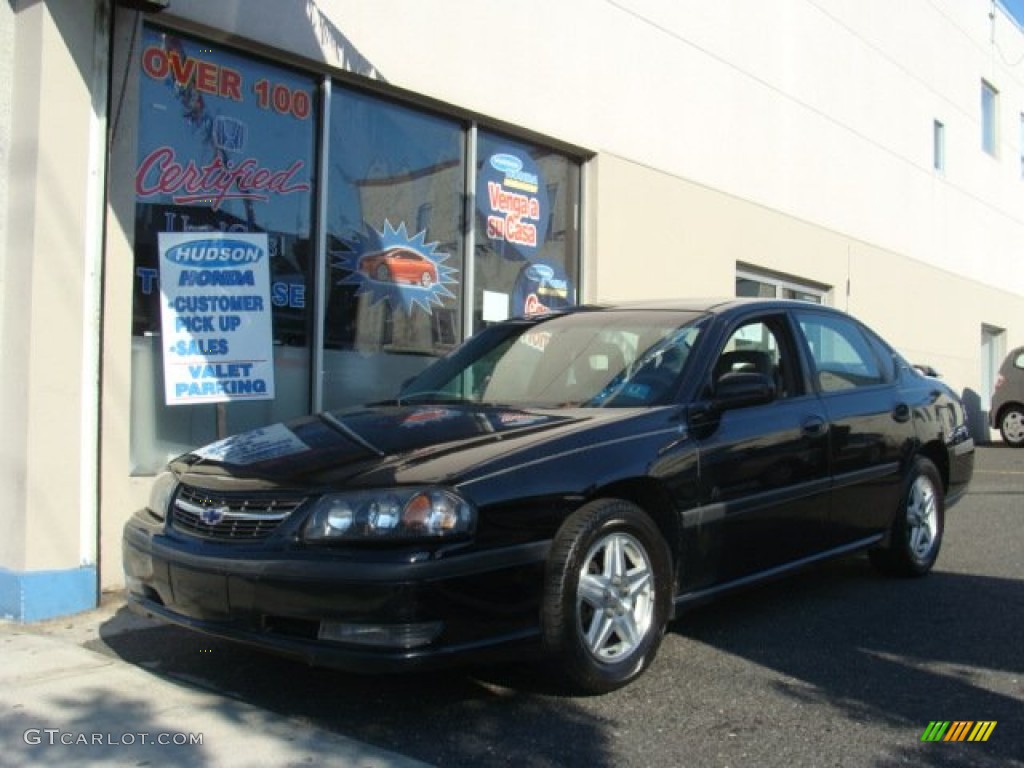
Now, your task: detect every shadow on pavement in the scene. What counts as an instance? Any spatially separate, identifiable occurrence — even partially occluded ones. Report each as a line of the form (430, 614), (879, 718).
(92, 610), (613, 768)
(672, 556), (1023, 768)
(0, 686), (207, 768)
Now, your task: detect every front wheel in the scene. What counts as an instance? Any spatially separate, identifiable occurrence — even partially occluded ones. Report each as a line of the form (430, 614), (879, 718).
(869, 456), (944, 577)
(542, 499), (672, 694)
(999, 405), (1024, 447)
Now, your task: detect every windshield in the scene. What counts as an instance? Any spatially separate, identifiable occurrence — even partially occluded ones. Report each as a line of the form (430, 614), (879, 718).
(399, 310), (705, 408)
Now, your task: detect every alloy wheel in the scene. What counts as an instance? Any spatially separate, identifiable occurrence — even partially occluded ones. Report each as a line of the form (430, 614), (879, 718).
(576, 531), (655, 663)
(906, 474), (939, 561)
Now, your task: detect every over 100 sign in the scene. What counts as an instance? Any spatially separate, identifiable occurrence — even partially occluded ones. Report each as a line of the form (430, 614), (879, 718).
(158, 232), (275, 406)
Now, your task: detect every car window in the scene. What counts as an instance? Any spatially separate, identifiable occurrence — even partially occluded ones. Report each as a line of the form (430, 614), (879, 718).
(862, 326), (903, 380)
(711, 317), (795, 399)
(796, 312), (884, 392)
(400, 311), (705, 408)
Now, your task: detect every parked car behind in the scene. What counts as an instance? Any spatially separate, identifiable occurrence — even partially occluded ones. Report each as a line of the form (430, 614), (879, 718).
(124, 299), (975, 693)
(991, 346), (1024, 447)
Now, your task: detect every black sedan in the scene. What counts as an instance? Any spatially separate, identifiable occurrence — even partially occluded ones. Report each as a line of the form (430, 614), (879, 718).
(123, 299), (975, 693)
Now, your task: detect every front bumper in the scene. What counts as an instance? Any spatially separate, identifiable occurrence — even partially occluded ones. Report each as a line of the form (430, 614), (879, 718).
(123, 510), (549, 672)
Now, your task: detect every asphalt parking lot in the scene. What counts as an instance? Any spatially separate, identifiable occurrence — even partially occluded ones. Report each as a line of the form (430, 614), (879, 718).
(8, 445), (1024, 767)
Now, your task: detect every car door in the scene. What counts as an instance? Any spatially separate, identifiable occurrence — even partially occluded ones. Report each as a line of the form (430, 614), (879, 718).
(688, 312), (831, 588)
(792, 309), (913, 547)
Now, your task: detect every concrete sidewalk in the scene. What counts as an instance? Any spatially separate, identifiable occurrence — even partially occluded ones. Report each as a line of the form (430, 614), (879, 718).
(0, 595), (431, 768)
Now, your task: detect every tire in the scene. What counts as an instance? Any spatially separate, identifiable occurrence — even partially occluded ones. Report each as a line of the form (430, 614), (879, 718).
(869, 456), (944, 577)
(420, 272), (433, 289)
(542, 498), (672, 694)
(999, 405), (1024, 447)
(374, 264), (390, 282)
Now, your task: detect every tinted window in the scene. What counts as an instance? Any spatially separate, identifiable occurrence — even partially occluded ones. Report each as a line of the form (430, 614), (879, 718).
(402, 311), (703, 408)
(711, 316), (801, 399)
(862, 326), (900, 380)
(796, 312), (884, 391)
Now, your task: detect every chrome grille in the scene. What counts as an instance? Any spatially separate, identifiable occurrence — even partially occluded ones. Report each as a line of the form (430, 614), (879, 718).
(171, 484), (306, 541)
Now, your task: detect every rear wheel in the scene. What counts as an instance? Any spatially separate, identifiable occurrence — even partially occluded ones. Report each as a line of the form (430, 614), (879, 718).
(999, 405), (1024, 447)
(542, 499), (672, 694)
(869, 456), (944, 577)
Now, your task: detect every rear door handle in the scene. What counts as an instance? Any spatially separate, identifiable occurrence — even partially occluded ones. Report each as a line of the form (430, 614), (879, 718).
(802, 416), (828, 437)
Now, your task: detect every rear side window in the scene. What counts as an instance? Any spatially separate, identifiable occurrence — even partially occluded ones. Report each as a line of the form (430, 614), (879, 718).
(796, 312), (884, 392)
(862, 326), (901, 380)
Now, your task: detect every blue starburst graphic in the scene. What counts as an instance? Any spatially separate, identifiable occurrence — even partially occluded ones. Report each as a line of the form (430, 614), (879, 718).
(331, 221), (458, 315)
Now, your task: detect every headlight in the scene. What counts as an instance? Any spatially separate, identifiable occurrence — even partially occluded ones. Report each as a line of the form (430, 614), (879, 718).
(148, 471), (179, 521)
(303, 488), (475, 542)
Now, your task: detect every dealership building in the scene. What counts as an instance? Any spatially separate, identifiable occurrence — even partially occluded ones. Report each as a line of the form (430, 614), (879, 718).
(2, 0), (1023, 621)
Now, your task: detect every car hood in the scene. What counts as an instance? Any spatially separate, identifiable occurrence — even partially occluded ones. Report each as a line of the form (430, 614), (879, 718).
(170, 403), (614, 490)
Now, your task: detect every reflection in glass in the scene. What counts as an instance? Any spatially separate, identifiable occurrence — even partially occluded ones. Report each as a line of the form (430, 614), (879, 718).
(323, 89), (465, 410)
(129, 28), (317, 472)
(402, 311), (703, 408)
(474, 131), (580, 332)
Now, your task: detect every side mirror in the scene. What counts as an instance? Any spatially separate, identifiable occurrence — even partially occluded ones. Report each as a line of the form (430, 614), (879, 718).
(713, 371), (776, 410)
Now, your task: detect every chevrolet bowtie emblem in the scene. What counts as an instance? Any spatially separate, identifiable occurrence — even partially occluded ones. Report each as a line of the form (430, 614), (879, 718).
(176, 498), (230, 525)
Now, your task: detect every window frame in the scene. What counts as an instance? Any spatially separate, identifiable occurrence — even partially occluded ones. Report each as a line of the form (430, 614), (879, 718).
(736, 266), (829, 305)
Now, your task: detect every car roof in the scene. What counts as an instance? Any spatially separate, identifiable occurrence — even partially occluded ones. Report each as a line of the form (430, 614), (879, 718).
(562, 297), (835, 315)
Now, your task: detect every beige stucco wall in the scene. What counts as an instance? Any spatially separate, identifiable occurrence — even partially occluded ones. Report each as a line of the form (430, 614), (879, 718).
(0, 0), (104, 577)
(589, 152), (1024, 412)
(99, 8), (152, 590)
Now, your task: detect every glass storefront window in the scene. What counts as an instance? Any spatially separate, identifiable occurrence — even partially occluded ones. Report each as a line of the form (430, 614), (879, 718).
(130, 28), (317, 473)
(474, 131), (580, 331)
(322, 90), (465, 411)
(125, 26), (583, 473)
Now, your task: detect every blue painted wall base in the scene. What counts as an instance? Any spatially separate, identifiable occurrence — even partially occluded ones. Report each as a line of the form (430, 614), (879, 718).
(0, 566), (98, 623)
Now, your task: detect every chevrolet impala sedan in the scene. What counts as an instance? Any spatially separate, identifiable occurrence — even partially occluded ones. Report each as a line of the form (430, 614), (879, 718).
(123, 299), (974, 693)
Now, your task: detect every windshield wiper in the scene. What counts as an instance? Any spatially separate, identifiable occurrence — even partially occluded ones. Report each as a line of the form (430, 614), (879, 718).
(396, 391), (472, 406)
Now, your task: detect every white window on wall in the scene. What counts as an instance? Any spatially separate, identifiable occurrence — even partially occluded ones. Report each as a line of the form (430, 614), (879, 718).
(736, 267), (828, 305)
(982, 80), (999, 156)
(933, 119), (945, 173)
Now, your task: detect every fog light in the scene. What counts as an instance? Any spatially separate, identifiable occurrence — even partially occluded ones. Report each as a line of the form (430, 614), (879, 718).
(317, 620), (443, 648)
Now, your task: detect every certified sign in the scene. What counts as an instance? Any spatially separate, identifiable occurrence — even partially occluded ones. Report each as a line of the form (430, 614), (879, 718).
(158, 232), (275, 405)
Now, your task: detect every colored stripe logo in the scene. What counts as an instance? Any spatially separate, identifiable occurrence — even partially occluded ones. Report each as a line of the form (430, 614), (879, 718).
(921, 721), (997, 742)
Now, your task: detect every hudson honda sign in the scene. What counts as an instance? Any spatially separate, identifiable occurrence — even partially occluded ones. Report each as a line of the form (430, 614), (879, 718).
(158, 232), (275, 405)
